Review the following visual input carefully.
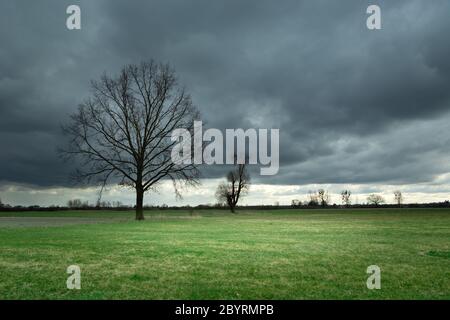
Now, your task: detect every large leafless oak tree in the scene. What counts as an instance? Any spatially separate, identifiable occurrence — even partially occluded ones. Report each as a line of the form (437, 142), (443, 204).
(61, 61), (200, 220)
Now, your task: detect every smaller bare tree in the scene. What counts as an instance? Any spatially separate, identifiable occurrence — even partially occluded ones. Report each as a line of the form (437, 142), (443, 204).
(67, 199), (82, 208)
(394, 191), (403, 207)
(317, 189), (330, 207)
(215, 164), (250, 213)
(367, 194), (385, 206)
(341, 190), (352, 207)
(308, 191), (319, 206)
(67, 199), (90, 209)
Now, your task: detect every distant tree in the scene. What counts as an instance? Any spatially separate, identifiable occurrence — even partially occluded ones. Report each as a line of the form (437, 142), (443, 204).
(97, 201), (111, 208)
(308, 191), (319, 206)
(291, 199), (301, 207)
(317, 189), (330, 207)
(215, 163), (250, 213)
(0, 197), (3, 208)
(60, 61), (200, 220)
(367, 194), (385, 206)
(113, 201), (123, 208)
(394, 191), (403, 207)
(67, 199), (82, 208)
(341, 190), (352, 207)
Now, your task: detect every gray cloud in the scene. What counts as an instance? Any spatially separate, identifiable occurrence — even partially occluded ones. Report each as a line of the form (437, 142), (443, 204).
(1, 0), (450, 191)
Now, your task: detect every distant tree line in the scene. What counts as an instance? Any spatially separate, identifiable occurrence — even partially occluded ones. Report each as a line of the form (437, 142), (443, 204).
(290, 189), (407, 208)
(1, 199), (450, 212)
(1, 183), (449, 212)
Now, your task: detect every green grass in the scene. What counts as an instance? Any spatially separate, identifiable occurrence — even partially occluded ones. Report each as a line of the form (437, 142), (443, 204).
(0, 208), (449, 299)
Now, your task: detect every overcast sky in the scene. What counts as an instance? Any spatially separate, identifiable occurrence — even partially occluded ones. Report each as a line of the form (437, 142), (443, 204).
(1, 0), (450, 206)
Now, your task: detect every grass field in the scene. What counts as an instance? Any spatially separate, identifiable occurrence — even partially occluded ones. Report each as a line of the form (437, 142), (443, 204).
(0, 208), (449, 299)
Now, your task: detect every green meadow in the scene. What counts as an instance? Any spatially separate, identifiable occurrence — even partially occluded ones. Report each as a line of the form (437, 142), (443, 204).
(0, 209), (449, 299)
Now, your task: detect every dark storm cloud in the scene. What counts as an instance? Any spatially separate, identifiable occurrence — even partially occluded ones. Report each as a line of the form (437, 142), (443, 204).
(1, 0), (450, 187)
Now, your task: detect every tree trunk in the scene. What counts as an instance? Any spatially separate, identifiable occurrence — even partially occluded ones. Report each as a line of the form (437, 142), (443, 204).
(135, 186), (144, 220)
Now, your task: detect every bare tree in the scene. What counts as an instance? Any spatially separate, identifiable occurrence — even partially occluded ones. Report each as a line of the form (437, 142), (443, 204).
(317, 189), (329, 207)
(394, 191), (403, 207)
(341, 190), (352, 207)
(367, 194), (385, 206)
(215, 164), (250, 213)
(308, 190), (319, 206)
(67, 199), (89, 209)
(60, 61), (200, 220)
